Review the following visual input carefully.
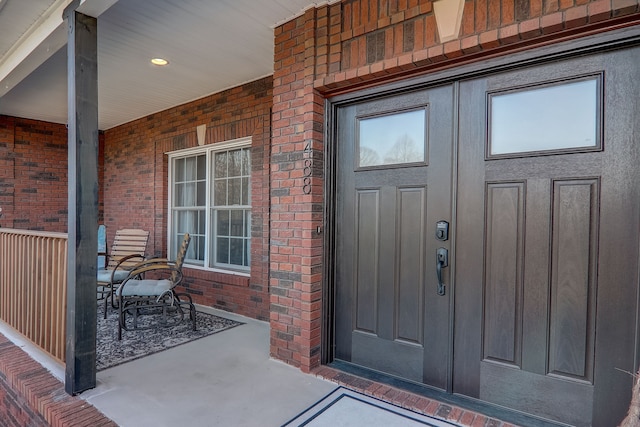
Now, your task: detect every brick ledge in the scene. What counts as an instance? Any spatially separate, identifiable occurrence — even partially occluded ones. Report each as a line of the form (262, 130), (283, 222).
(0, 333), (116, 427)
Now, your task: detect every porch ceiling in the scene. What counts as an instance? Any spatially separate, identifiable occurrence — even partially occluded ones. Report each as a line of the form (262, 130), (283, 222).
(0, 0), (322, 130)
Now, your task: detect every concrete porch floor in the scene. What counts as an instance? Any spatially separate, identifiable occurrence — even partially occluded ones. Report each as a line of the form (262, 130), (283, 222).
(1, 306), (518, 426)
(83, 307), (337, 427)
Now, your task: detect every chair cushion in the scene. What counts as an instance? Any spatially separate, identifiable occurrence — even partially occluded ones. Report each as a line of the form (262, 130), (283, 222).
(118, 279), (173, 297)
(97, 268), (129, 283)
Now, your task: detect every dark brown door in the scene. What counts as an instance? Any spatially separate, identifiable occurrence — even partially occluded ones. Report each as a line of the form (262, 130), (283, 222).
(334, 85), (454, 390)
(455, 47), (640, 426)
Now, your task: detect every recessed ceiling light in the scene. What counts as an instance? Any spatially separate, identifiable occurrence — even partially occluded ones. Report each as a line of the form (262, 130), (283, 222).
(151, 58), (169, 66)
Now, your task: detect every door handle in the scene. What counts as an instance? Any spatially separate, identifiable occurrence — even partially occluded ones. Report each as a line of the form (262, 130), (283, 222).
(436, 247), (448, 296)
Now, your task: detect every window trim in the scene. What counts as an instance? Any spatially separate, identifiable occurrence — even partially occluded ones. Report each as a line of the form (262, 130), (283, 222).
(167, 136), (252, 274)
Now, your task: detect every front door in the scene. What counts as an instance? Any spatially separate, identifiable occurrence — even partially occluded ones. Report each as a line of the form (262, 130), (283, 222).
(454, 48), (640, 426)
(332, 44), (640, 426)
(334, 85), (454, 390)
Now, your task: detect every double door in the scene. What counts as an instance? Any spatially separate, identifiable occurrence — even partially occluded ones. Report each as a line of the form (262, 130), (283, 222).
(333, 46), (640, 426)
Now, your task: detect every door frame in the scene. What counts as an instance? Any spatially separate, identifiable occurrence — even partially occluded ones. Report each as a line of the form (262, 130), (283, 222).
(321, 23), (640, 425)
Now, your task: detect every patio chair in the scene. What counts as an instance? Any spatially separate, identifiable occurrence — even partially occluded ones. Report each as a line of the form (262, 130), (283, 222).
(97, 228), (150, 318)
(116, 233), (194, 340)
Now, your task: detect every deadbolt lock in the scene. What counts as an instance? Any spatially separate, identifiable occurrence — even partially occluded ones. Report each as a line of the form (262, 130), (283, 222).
(435, 220), (449, 241)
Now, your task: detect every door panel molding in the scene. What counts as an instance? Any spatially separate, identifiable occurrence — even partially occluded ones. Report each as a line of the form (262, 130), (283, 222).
(549, 178), (599, 382)
(355, 189), (380, 334)
(483, 181), (525, 367)
(396, 186), (426, 345)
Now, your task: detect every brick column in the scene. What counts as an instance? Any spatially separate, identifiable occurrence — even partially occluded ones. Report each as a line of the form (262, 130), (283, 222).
(271, 7), (326, 372)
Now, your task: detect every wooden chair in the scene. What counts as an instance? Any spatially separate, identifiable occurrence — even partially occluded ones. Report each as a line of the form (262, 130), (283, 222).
(116, 233), (194, 340)
(97, 228), (150, 318)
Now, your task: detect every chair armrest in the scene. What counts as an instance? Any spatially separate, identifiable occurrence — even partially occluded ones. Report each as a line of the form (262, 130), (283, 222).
(135, 257), (170, 267)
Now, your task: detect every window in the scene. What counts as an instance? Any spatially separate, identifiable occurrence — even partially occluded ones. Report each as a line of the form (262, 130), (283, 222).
(488, 76), (601, 158)
(357, 109), (427, 168)
(168, 138), (251, 272)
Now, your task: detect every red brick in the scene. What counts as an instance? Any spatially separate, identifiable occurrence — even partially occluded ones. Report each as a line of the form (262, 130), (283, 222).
(479, 29), (501, 49)
(461, 35), (482, 53)
(498, 23), (521, 44)
(612, 0), (639, 15)
(459, 411), (476, 425)
(414, 16), (425, 50)
(565, 5), (589, 28)
(540, 11), (564, 33)
(448, 406), (464, 422)
(420, 2), (433, 14)
(343, 2), (352, 31)
(476, 0), (488, 32)
(428, 44), (447, 62)
(397, 52), (417, 70)
(588, 0), (613, 21)
(519, 17), (542, 39)
(530, 0), (543, 16)
(545, 0), (560, 13)
(472, 415), (489, 427)
(444, 40), (464, 58)
(488, 0), (502, 28)
(425, 14), (437, 46)
(462, 0), (476, 36)
(559, 0), (574, 10)
(502, 0), (515, 23)
(413, 48), (431, 66)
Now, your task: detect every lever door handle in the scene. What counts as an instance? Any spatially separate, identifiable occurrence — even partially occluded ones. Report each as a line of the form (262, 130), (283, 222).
(436, 247), (448, 296)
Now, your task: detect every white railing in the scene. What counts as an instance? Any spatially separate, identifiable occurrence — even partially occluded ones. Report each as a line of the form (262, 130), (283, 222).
(0, 228), (67, 362)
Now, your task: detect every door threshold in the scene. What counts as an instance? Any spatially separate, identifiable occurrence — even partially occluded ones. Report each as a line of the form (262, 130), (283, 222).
(327, 360), (570, 427)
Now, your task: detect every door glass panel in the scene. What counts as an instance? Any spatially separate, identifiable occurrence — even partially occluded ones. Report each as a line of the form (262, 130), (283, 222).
(357, 109), (426, 168)
(489, 78), (600, 156)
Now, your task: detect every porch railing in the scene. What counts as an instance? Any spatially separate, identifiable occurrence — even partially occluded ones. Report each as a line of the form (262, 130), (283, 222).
(0, 228), (67, 362)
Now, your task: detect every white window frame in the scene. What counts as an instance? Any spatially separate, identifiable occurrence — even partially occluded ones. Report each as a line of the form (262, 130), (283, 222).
(167, 136), (252, 276)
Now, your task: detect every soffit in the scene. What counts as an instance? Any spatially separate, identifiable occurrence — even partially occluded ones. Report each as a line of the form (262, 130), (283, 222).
(0, 0), (323, 130)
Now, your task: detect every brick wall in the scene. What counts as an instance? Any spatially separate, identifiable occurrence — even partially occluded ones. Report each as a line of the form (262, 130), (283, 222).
(0, 370), (49, 427)
(313, 0), (640, 90)
(103, 77), (272, 320)
(0, 116), (68, 232)
(0, 116), (106, 232)
(270, 0), (640, 371)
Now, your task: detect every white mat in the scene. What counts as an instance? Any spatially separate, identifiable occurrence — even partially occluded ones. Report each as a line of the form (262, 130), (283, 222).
(283, 387), (461, 427)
